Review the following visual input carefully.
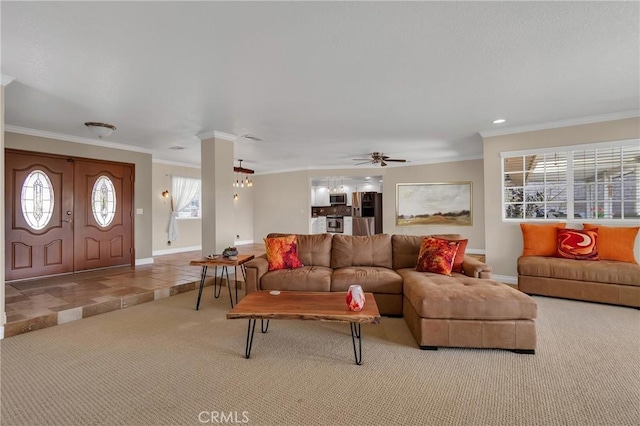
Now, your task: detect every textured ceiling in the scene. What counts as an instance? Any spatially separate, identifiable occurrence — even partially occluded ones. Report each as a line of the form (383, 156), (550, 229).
(2, 2), (639, 173)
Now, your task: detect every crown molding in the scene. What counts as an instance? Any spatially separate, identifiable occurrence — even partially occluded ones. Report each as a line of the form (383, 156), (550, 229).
(5, 125), (154, 154)
(152, 158), (201, 168)
(254, 154), (483, 175)
(1, 75), (16, 86)
(479, 110), (640, 138)
(196, 130), (237, 141)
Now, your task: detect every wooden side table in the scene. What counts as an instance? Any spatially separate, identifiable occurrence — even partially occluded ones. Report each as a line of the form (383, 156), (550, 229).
(189, 254), (255, 309)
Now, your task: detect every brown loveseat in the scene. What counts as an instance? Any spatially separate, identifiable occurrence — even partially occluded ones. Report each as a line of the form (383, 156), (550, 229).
(245, 233), (538, 353)
(518, 256), (640, 308)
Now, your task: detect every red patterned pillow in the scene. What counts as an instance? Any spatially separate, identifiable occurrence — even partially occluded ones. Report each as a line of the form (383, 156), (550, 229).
(556, 228), (599, 260)
(264, 235), (304, 271)
(433, 237), (468, 273)
(415, 237), (460, 276)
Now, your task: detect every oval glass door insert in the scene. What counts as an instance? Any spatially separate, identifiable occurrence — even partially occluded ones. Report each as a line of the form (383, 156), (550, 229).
(92, 175), (117, 227)
(21, 170), (55, 230)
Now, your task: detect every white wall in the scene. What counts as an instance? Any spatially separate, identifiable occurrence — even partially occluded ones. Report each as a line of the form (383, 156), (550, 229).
(483, 117), (640, 279)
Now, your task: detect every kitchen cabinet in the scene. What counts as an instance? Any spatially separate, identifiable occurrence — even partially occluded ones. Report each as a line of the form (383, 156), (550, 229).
(343, 216), (352, 235)
(310, 217), (327, 234)
(313, 188), (330, 206)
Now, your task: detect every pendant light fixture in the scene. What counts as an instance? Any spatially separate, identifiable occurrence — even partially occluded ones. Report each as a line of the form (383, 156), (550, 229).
(233, 160), (254, 188)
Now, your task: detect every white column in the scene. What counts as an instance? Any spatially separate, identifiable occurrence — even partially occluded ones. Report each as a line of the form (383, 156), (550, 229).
(1, 75), (16, 339)
(200, 133), (236, 255)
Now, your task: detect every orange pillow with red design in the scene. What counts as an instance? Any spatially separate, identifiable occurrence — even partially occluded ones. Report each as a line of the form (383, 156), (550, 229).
(264, 235), (304, 271)
(556, 228), (599, 260)
(415, 237), (460, 276)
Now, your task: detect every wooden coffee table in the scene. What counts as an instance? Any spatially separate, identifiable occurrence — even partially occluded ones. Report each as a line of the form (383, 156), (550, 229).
(227, 291), (381, 365)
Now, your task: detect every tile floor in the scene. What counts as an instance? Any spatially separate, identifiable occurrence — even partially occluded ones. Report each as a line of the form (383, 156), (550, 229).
(4, 244), (265, 338)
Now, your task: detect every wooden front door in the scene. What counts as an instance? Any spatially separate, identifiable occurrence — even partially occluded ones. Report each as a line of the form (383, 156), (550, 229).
(5, 150), (134, 281)
(73, 160), (134, 271)
(5, 151), (74, 280)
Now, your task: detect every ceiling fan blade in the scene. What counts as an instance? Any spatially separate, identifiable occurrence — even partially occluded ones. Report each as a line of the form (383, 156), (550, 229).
(352, 158), (372, 161)
(380, 160), (387, 167)
(385, 159), (407, 162)
(354, 160), (373, 166)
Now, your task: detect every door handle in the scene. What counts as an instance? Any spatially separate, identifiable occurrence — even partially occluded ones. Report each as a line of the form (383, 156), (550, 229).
(63, 219), (72, 223)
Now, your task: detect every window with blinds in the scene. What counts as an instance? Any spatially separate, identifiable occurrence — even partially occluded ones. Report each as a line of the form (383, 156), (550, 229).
(502, 141), (640, 221)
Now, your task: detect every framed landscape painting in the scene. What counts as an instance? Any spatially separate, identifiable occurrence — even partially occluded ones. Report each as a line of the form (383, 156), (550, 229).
(396, 182), (472, 226)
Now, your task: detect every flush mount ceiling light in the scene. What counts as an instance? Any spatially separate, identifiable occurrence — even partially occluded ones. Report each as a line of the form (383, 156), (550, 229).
(492, 118), (506, 124)
(169, 146), (185, 150)
(84, 122), (116, 139)
(241, 134), (262, 142)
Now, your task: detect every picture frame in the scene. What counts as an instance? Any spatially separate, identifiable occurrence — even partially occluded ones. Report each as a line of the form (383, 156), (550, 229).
(396, 182), (472, 226)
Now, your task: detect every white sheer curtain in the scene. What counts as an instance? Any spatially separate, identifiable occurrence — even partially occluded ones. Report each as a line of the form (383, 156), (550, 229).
(168, 176), (201, 242)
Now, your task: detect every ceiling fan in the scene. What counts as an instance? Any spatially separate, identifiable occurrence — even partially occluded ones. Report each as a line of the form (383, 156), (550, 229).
(353, 152), (407, 167)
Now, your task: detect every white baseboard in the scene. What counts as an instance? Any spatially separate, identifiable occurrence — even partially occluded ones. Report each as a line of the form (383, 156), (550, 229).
(153, 245), (202, 256)
(0, 326), (4, 340)
(135, 257), (154, 266)
(234, 240), (254, 246)
(493, 274), (518, 285)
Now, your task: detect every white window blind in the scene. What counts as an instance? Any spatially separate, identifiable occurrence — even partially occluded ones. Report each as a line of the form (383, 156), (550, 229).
(502, 140), (640, 221)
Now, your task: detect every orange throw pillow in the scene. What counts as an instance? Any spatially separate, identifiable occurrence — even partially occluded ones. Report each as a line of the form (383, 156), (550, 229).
(520, 223), (567, 257)
(556, 228), (599, 260)
(264, 235), (304, 271)
(582, 224), (639, 263)
(415, 237), (460, 276)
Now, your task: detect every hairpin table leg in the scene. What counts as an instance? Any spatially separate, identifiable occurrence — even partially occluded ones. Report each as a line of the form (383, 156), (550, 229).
(245, 319), (257, 359)
(195, 265), (208, 310)
(213, 266), (222, 298)
(350, 322), (363, 365)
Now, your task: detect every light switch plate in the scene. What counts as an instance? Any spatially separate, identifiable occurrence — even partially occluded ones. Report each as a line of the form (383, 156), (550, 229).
(136, 208), (143, 215)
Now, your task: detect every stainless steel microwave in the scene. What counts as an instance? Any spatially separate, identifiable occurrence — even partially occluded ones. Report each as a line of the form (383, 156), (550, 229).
(329, 193), (347, 205)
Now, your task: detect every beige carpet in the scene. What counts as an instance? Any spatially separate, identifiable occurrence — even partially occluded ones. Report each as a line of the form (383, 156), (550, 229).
(1, 289), (639, 426)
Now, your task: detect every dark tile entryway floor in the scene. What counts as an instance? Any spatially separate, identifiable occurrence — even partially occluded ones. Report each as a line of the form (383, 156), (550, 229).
(4, 245), (265, 338)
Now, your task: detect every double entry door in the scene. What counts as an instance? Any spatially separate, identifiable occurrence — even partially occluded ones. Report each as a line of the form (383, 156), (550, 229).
(5, 149), (134, 281)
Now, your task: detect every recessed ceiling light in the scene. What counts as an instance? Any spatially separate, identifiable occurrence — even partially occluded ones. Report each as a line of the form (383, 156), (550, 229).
(492, 119), (506, 124)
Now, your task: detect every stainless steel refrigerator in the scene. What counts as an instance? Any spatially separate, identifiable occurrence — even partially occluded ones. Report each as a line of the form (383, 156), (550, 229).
(351, 192), (383, 235)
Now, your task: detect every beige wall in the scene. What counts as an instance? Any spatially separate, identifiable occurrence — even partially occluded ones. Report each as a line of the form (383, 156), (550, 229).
(253, 160), (486, 252)
(383, 159), (485, 251)
(152, 161), (255, 253)
(1, 87), (5, 332)
(483, 117), (640, 279)
(5, 132), (153, 260)
(152, 162), (201, 252)
(253, 170), (312, 240)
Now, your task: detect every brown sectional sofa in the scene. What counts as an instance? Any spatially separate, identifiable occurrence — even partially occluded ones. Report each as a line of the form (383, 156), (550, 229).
(245, 233), (538, 353)
(518, 256), (640, 308)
